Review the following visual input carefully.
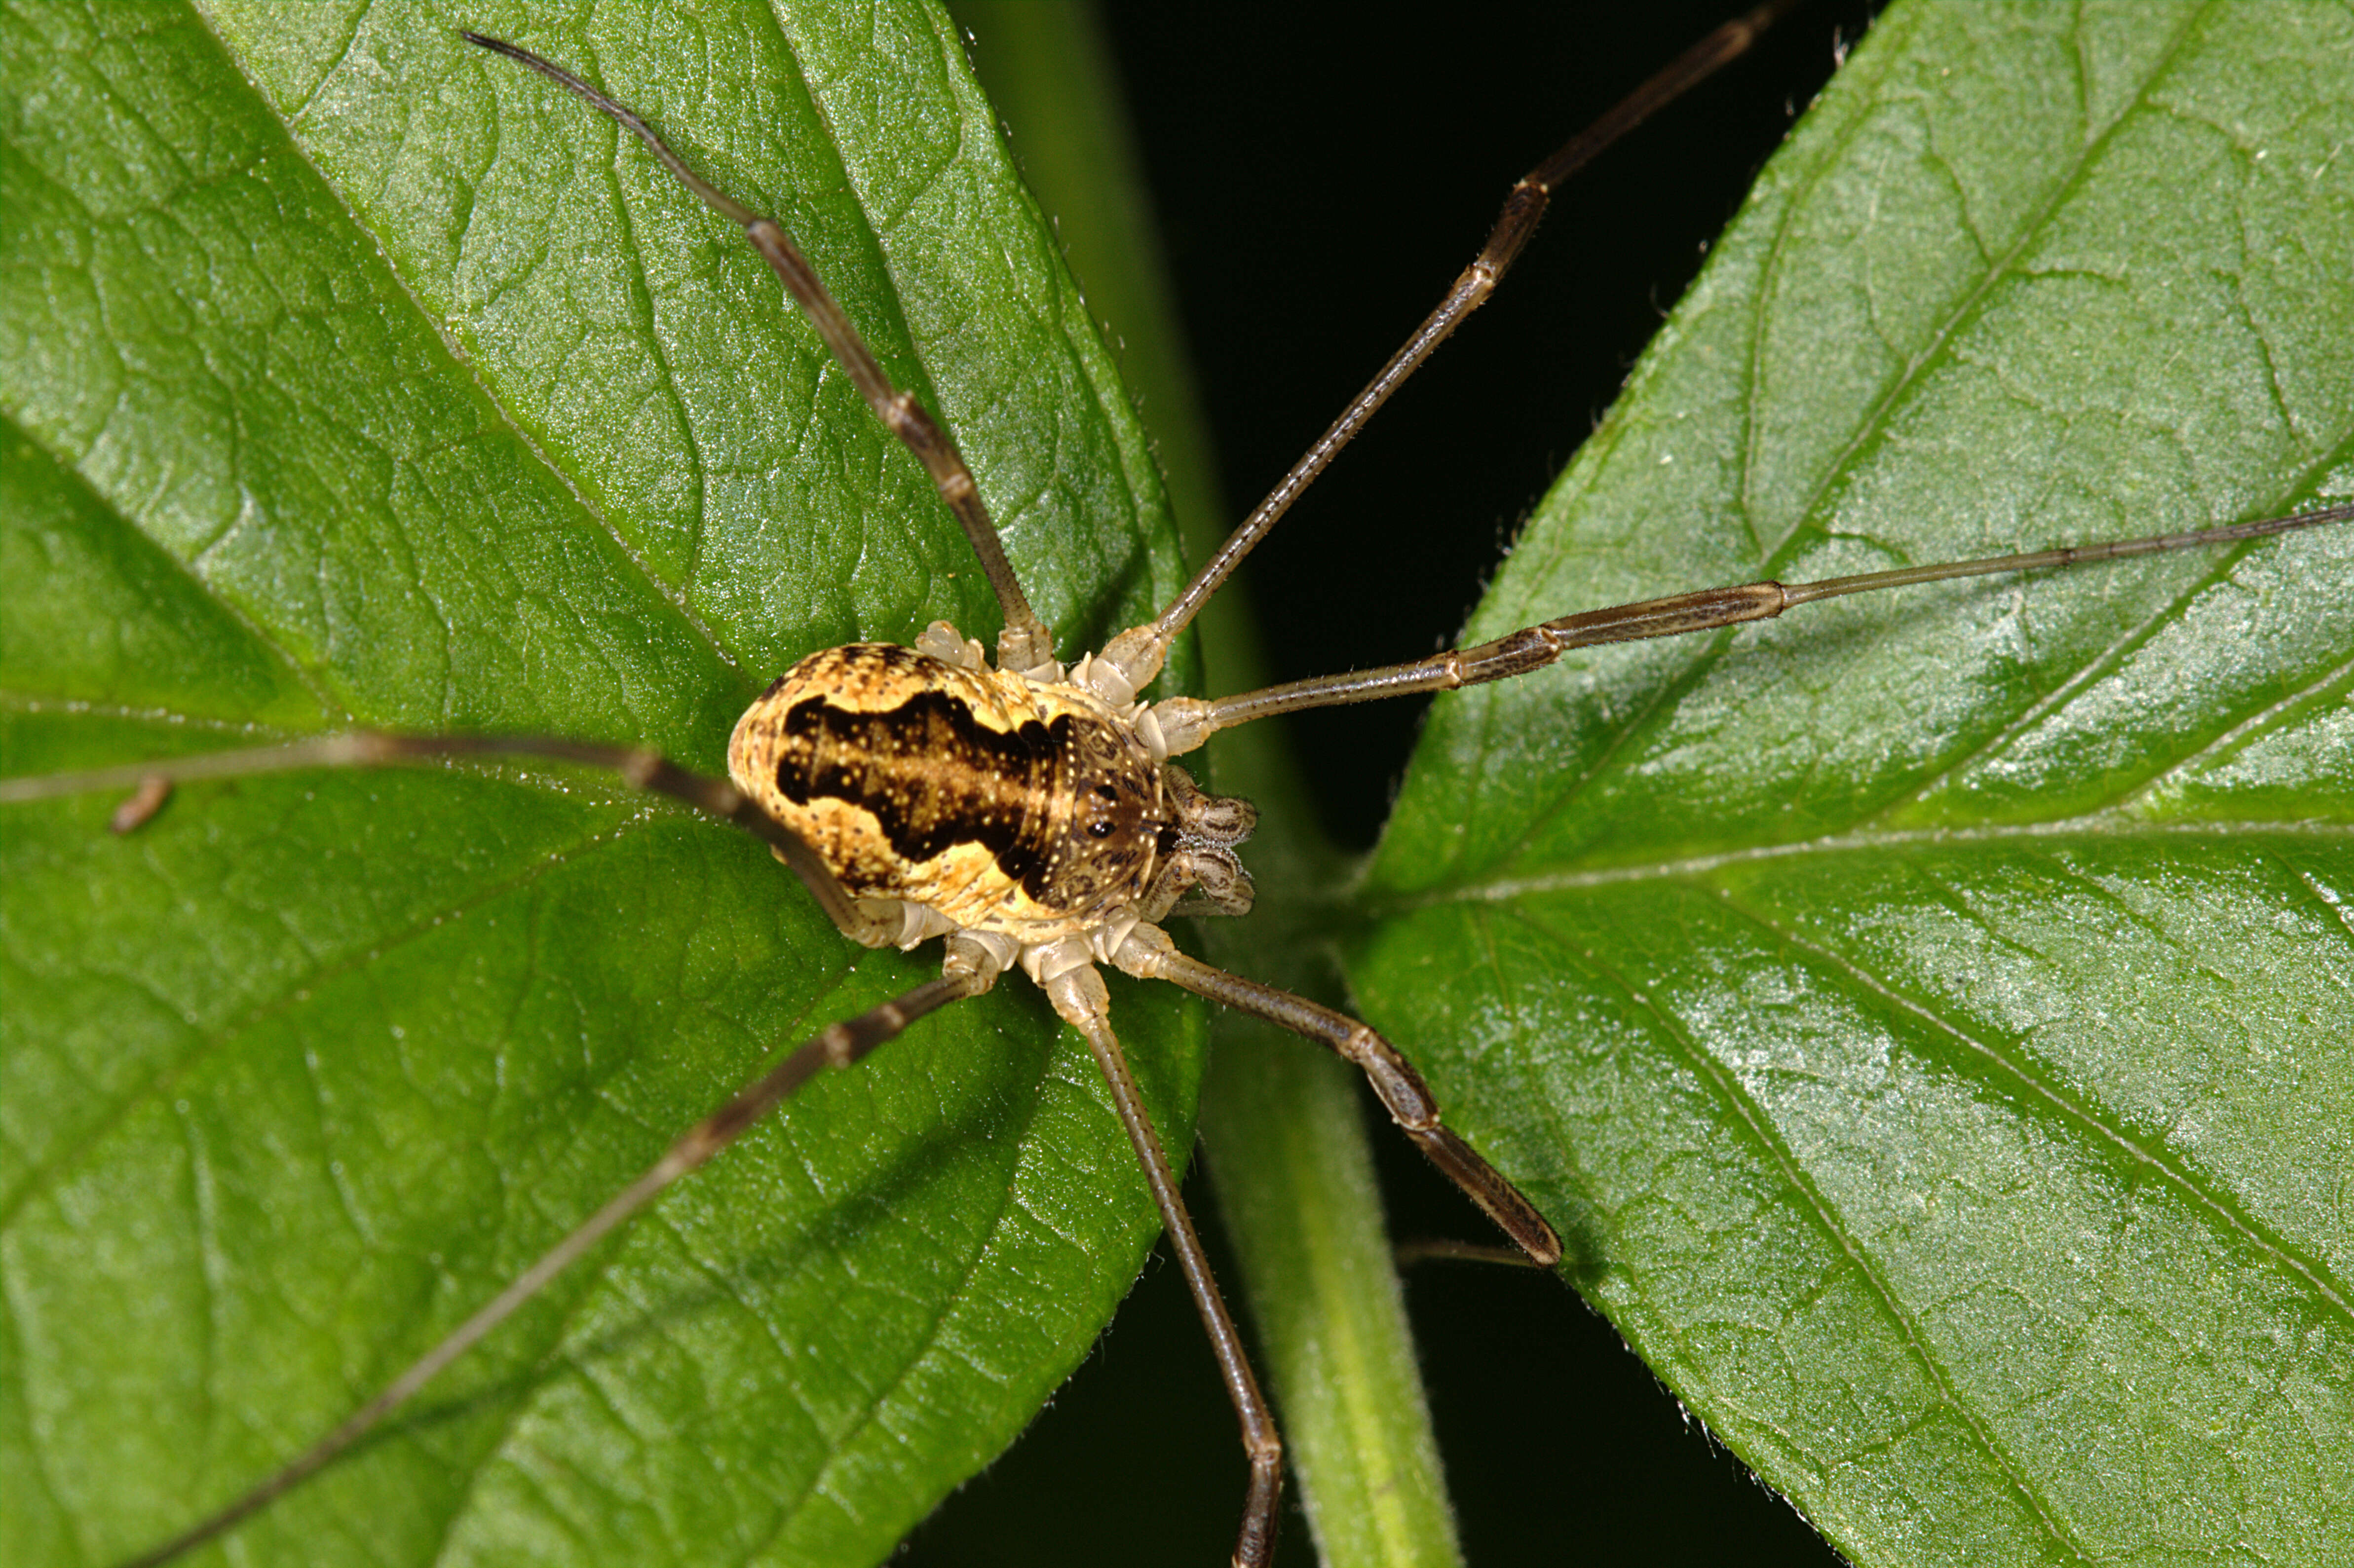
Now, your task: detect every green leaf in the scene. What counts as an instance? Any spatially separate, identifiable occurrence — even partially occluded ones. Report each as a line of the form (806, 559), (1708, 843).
(1355, 4), (2354, 1566)
(15, 4), (2354, 1568)
(1, 4), (1200, 1566)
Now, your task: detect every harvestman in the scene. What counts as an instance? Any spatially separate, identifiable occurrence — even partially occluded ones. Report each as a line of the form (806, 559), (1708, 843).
(7, 10), (2349, 1568)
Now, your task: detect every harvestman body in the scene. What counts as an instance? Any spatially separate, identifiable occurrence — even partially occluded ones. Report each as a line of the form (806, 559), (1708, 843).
(7, 10), (2349, 1567)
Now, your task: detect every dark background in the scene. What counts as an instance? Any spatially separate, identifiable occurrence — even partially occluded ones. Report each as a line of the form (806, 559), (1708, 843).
(909, 3), (1875, 1564)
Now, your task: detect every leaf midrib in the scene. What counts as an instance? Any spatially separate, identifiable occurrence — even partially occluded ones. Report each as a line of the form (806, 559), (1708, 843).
(1375, 814), (2354, 914)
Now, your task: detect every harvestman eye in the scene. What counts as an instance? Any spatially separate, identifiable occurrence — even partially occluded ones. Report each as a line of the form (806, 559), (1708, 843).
(3, 8), (2347, 1568)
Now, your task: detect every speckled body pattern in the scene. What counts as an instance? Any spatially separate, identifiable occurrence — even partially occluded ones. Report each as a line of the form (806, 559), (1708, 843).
(729, 643), (1175, 942)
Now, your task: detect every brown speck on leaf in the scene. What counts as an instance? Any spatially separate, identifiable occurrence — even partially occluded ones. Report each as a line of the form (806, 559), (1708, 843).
(110, 775), (172, 834)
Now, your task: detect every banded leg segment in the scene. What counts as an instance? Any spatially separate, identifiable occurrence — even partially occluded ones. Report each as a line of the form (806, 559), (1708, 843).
(1150, 503), (2354, 752)
(117, 940), (1003, 1568)
(1043, 963), (1284, 1568)
(0, 731), (898, 947)
(1114, 928), (1561, 1267)
(1099, 0), (1800, 692)
(461, 33), (1055, 674)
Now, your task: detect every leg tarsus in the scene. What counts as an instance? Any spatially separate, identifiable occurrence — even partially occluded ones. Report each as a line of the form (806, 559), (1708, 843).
(1155, 501), (2354, 749)
(1, 729), (891, 950)
(1394, 1237), (1549, 1271)
(1116, 926), (1561, 1266)
(1044, 961), (1286, 1568)
(460, 32), (1052, 670)
(1101, 1), (1802, 688)
(111, 950), (994, 1568)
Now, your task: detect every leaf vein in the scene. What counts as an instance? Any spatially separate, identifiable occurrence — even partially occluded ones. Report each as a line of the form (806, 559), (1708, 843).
(1502, 892), (2101, 1564)
(1714, 876), (2354, 1328)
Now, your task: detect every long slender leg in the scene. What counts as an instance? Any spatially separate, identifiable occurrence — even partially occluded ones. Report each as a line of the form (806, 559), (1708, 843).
(1149, 503), (2354, 752)
(0, 731), (901, 947)
(460, 33), (1055, 673)
(1393, 1239), (1545, 1270)
(1114, 927), (1561, 1266)
(1098, 0), (1801, 692)
(116, 939), (1003, 1568)
(1042, 963), (1284, 1568)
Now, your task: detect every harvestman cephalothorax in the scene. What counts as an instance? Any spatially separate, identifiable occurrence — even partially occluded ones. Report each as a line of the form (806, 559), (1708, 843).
(5, 3), (2351, 1565)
